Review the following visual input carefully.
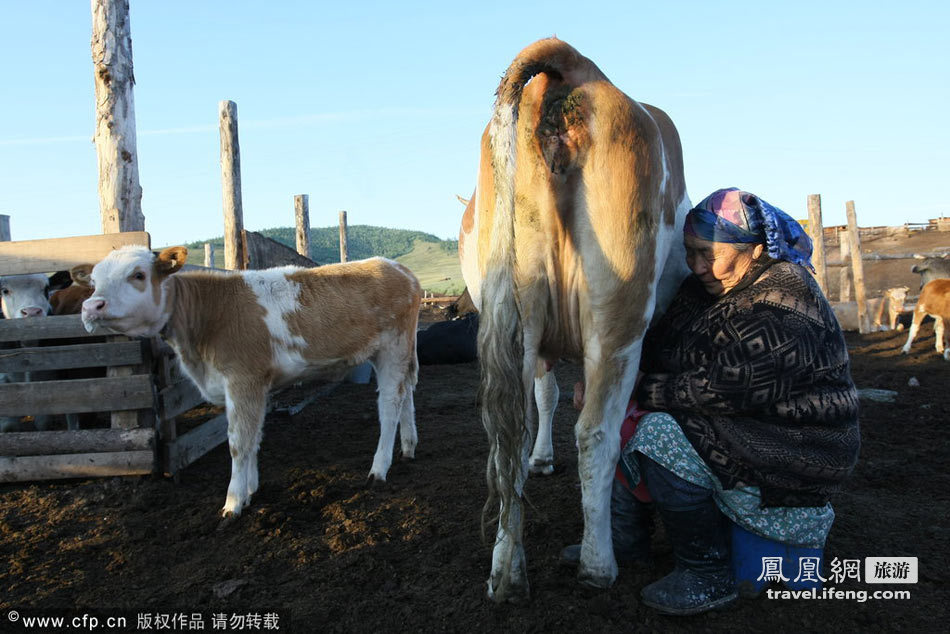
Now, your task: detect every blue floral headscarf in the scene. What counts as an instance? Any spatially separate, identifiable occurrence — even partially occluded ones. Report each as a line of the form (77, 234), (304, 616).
(684, 187), (815, 272)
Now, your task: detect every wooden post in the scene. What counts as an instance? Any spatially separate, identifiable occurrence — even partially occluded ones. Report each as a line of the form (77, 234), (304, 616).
(219, 100), (245, 270)
(838, 231), (852, 302)
(106, 335), (151, 430)
(91, 0), (145, 234)
(0, 215), (9, 242)
(204, 242), (215, 268)
(295, 195), (310, 257)
(339, 210), (349, 263)
(845, 201), (870, 334)
(807, 194), (828, 296)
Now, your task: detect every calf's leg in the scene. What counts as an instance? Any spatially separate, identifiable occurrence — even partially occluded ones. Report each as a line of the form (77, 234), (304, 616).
(368, 359), (406, 482)
(398, 388), (417, 460)
(222, 381), (268, 518)
(901, 309), (926, 354)
(934, 316), (945, 354)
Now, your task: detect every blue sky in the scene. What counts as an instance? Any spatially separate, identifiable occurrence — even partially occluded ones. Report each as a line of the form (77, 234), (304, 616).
(1, 1), (947, 249)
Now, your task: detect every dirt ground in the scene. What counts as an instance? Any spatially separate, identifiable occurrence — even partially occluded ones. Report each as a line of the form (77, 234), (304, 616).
(1, 319), (947, 632)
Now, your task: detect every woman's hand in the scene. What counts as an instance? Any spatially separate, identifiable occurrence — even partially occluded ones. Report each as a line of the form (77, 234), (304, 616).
(573, 381), (585, 410)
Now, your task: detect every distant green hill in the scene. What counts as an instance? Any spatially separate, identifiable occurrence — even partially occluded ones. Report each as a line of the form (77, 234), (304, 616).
(394, 239), (465, 296)
(182, 225), (464, 295)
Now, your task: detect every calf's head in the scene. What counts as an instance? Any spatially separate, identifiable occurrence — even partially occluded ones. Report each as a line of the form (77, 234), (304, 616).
(49, 265), (95, 316)
(0, 273), (57, 319)
(80, 246), (187, 336)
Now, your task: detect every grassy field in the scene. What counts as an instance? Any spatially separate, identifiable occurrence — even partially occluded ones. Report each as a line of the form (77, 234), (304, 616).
(394, 239), (464, 296)
(181, 238), (464, 296)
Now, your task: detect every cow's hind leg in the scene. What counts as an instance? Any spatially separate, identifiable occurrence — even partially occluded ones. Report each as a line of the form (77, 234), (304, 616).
(487, 372), (534, 603)
(222, 381), (268, 518)
(574, 350), (639, 589)
(486, 331), (540, 603)
(529, 366), (557, 476)
(488, 446), (530, 602)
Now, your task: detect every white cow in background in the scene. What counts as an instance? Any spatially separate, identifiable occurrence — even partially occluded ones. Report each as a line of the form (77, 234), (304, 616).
(1, 273), (55, 319)
(0, 273), (74, 431)
(911, 255), (950, 290)
(80, 246), (422, 518)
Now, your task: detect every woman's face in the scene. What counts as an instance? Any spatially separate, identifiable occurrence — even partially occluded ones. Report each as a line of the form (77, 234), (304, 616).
(684, 235), (764, 296)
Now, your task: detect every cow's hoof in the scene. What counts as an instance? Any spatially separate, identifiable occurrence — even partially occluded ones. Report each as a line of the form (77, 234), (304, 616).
(365, 473), (387, 489)
(577, 566), (616, 590)
(486, 577), (530, 604)
(218, 511), (240, 530)
(529, 460), (554, 476)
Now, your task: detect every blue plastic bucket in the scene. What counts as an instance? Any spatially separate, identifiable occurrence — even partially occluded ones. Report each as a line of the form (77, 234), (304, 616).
(731, 523), (825, 598)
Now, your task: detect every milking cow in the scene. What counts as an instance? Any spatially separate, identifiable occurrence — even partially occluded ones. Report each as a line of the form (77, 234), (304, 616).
(80, 246), (422, 517)
(901, 278), (950, 360)
(461, 38), (690, 601)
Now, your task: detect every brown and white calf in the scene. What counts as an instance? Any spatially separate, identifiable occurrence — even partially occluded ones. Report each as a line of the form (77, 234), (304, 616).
(875, 286), (909, 331)
(901, 278), (950, 360)
(50, 268), (95, 316)
(80, 246), (422, 517)
(463, 38), (690, 601)
(832, 286), (910, 332)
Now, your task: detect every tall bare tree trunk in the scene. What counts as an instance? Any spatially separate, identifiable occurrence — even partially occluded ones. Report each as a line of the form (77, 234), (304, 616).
(219, 100), (245, 270)
(846, 201), (870, 334)
(91, 0), (144, 234)
(295, 195), (310, 257)
(807, 194), (827, 296)
(339, 211), (349, 263)
(839, 231), (852, 302)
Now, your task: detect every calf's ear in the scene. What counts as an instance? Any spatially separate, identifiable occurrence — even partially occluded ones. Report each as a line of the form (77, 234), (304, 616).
(156, 247), (188, 276)
(69, 264), (94, 288)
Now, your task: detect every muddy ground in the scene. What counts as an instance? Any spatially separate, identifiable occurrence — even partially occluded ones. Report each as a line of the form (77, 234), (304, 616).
(1, 316), (948, 633)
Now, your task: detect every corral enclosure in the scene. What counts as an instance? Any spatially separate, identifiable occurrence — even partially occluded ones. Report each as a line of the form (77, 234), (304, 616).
(0, 225), (947, 631)
(820, 225), (950, 297)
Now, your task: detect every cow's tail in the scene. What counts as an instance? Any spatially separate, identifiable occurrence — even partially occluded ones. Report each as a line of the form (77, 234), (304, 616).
(479, 39), (593, 541)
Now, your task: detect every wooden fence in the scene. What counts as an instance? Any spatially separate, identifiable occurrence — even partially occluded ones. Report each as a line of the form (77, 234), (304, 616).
(0, 232), (219, 482)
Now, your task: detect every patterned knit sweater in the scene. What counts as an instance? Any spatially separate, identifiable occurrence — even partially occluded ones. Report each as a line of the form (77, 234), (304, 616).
(636, 258), (860, 507)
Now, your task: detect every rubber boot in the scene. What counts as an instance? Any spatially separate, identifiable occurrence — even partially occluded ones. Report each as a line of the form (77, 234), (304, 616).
(560, 479), (652, 567)
(639, 458), (737, 615)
